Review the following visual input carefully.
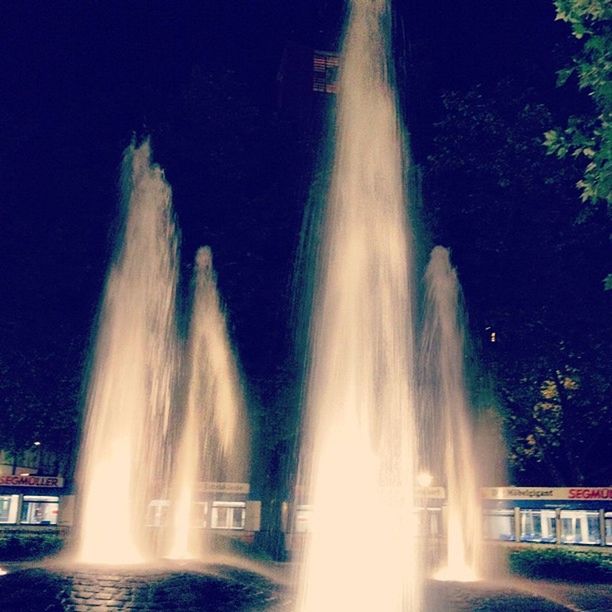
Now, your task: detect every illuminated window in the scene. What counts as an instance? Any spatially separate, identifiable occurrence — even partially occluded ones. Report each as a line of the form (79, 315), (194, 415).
(483, 509), (515, 541)
(20, 495), (59, 525)
(520, 509), (556, 543)
(560, 510), (601, 545)
(146, 499), (169, 527)
(313, 51), (340, 94)
(211, 501), (245, 530)
(0, 495), (19, 524)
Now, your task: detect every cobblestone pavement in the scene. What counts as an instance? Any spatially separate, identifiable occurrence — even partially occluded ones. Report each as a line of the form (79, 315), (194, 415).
(0, 565), (286, 611)
(1, 566), (610, 611)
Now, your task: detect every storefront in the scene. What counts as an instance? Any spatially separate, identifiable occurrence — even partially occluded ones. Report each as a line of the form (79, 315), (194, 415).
(0, 474), (66, 528)
(146, 482), (260, 539)
(483, 486), (612, 546)
(1, 475), (260, 539)
(287, 485), (612, 550)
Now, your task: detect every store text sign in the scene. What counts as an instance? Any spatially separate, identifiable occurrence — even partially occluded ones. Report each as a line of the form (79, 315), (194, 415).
(0, 475), (64, 488)
(198, 481), (250, 494)
(484, 486), (612, 500)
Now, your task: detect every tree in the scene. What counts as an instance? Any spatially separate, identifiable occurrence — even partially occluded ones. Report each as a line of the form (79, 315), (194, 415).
(425, 79), (612, 484)
(0, 319), (83, 477)
(544, 0), (611, 287)
(544, 0), (611, 205)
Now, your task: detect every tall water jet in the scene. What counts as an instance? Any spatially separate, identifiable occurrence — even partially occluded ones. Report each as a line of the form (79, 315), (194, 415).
(421, 246), (482, 581)
(166, 247), (249, 560)
(75, 141), (179, 564)
(295, 0), (420, 610)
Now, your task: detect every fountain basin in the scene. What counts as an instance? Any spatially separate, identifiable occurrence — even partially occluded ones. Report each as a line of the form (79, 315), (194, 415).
(0, 560), (287, 611)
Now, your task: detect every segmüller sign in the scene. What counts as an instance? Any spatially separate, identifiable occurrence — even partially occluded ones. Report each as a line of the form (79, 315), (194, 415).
(484, 486), (612, 501)
(0, 475), (64, 488)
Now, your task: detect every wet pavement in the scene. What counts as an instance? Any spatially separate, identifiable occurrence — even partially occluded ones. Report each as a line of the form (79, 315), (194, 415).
(0, 565), (610, 611)
(0, 565), (287, 611)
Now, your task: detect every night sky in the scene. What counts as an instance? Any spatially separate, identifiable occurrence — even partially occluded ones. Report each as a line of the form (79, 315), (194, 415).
(0, 1), (594, 457)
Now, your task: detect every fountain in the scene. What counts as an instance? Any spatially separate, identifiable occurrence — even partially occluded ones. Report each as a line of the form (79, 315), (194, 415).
(291, 0), (492, 608)
(421, 246), (482, 582)
(70, 139), (250, 566)
(74, 140), (179, 564)
(13, 141), (283, 608)
(2, 3), (594, 610)
(294, 0), (421, 610)
(166, 246), (249, 560)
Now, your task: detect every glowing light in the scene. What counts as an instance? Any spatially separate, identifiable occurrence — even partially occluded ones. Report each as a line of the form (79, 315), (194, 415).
(77, 435), (145, 564)
(165, 482), (197, 560)
(165, 247), (248, 560)
(423, 247), (482, 583)
(295, 1), (420, 609)
(417, 471), (433, 488)
(433, 564), (479, 583)
(74, 141), (178, 564)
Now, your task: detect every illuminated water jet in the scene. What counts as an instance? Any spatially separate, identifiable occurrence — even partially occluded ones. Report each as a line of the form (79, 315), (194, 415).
(295, 0), (420, 609)
(422, 246), (482, 582)
(74, 140), (178, 564)
(166, 247), (249, 560)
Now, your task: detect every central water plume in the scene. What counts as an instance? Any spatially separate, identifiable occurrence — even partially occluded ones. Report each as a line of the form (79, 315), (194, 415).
(295, 1), (420, 610)
(166, 247), (249, 560)
(75, 141), (178, 564)
(422, 246), (482, 582)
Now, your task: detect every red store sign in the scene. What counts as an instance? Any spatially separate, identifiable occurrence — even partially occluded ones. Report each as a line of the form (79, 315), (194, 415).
(0, 475), (64, 488)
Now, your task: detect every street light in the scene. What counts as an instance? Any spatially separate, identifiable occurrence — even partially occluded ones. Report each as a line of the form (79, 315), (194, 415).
(417, 471), (433, 488)
(33, 441), (42, 473)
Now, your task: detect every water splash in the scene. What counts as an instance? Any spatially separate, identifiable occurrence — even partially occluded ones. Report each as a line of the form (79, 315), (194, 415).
(422, 246), (482, 582)
(74, 140), (178, 564)
(295, 0), (420, 609)
(165, 247), (249, 559)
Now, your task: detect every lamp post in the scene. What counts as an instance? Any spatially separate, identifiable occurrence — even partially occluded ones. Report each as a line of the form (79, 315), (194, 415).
(33, 441), (41, 473)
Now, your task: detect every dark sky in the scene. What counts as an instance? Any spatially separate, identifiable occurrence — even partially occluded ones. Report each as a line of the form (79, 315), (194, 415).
(0, 1), (577, 411)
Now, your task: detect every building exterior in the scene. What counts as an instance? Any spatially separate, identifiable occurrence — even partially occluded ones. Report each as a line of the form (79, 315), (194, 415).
(287, 486), (612, 552)
(482, 486), (612, 546)
(0, 447), (68, 530)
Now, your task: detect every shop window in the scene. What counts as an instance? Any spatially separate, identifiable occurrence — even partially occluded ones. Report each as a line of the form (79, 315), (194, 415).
(146, 500), (210, 528)
(146, 499), (169, 527)
(0, 495), (19, 524)
(20, 496), (59, 525)
(484, 509), (515, 541)
(520, 509), (556, 543)
(560, 510), (601, 545)
(210, 501), (245, 530)
(605, 512), (612, 546)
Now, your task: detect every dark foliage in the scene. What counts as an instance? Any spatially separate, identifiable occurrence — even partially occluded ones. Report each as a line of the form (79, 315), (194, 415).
(0, 533), (63, 562)
(508, 547), (612, 582)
